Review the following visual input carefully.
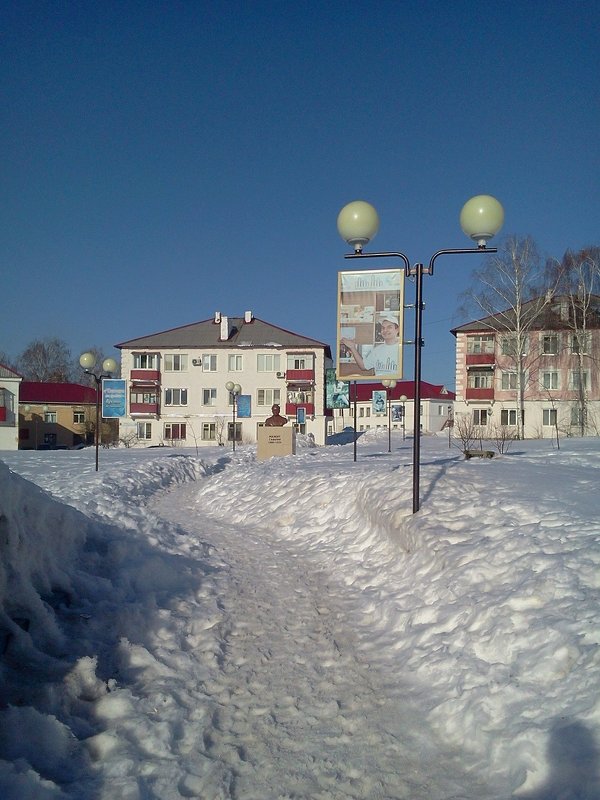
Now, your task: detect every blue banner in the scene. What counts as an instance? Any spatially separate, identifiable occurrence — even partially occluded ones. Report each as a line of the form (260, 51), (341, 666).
(102, 379), (127, 418)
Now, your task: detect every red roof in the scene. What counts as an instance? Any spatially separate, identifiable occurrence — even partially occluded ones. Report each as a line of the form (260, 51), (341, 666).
(350, 380), (455, 402)
(20, 382), (97, 404)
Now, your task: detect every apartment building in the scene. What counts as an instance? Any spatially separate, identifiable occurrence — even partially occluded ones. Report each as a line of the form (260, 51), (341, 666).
(452, 295), (600, 437)
(116, 311), (332, 447)
(0, 363), (22, 450)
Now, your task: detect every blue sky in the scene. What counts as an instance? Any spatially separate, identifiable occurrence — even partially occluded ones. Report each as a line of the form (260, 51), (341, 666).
(2, 0), (599, 389)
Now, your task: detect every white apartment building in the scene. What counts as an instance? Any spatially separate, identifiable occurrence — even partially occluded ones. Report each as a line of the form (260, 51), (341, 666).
(0, 363), (22, 450)
(116, 311), (332, 447)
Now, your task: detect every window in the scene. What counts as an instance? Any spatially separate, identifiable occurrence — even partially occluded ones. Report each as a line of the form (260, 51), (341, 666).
(543, 409), (557, 426)
(287, 354), (314, 370)
(571, 406), (585, 427)
(572, 334), (590, 354)
(164, 423), (186, 440)
(472, 408), (489, 425)
(131, 390), (158, 404)
(542, 334), (559, 355)
(570, 370), (589, 391)
(501, 372), (518, 390)
(137, 422), (152, 439)
(164, 354), (188, 371)
(203, 388), (217, 406)
(227, 422), (242, 442)
(467, 370), (493, 388)
(44, 411), (57, 423)
(165, 388), (188, 406)
(541, 371), (559, 390)
(501, 336), (528, 356)
(133, 353), (157, 369)
(73, 411), (85, 424)
(257, 354), (281, 372)
(467, 335), (494, 354)
(500, 409), (518, 426)
(202, 423), (216, 440)
(228, 354), (243, 371)
(257, 388), (281, 406)
(203, 354), (217, 371)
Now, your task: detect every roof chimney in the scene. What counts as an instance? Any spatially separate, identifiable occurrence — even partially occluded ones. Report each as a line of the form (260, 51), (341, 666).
(220, 315), (229, 341)
(214, 311), (221, 324)
(244, 310), (253, 323)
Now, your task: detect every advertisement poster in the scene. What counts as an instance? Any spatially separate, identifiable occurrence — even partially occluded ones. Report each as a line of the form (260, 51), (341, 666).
(325, 368), (350, 409)
(296, 407), (306, 425)
(372, 390), (387, 414)
(336, 269), (404, 380)
(391, 404), (404, 422)
(237, 395), (251, 418)
(101, 379), (126, 418)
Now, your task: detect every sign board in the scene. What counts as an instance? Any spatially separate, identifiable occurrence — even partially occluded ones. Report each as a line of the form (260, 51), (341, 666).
(102, 379), (127, 418)
(237, 395), (251, 418)
(336, 268), (404, 380)
(372, 390), (387, 414)
(296, 407), (306, 425)
(257, 426), (296, 461)
(325, 368), (350, 409)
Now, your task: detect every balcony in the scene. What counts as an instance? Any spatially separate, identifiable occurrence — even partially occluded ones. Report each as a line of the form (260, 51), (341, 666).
(286, 368), (314, 382)
(131, 369), (160, 382)
(465, 387), (494, 401)
(130, 402), (159, 416)
(286, 402), (315, 416)
(466, 353), (495, 366)
(0, 406), (6, 422)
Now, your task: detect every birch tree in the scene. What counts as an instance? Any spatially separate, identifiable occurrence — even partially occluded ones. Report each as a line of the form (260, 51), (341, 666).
(17, 338), (73, 382)
(457, 236), (558, 439)
(546, 247), (600, 435)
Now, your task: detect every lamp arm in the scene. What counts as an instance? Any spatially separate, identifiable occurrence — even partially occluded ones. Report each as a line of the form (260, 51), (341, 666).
(344, 251), (411, 276)
(427, 246), (497, 276)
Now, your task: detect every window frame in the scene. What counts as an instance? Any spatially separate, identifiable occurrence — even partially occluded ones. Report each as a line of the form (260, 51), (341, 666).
(164, 354), (188, 372)
(202, 388), (217, 406)
(164, 388), (188, 406)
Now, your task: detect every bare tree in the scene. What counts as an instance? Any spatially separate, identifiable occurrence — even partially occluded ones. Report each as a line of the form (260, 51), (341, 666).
(0, 351), (16, 370)
(458, 236), (559, 438)
(453, 414), (480, 453)
(545, 247), (600, 436)
(17, 338), (73, 382)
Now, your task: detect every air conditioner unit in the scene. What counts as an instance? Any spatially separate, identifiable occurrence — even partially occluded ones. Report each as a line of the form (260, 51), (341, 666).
(276, 371), (285, 378)
(192, 359), (201, 366)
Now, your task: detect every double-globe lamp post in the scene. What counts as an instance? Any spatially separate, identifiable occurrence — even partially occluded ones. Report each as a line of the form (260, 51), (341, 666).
(225, 381), (242, 451)
(381, 378), (397, 453)
(79, 352), (117, 471)
(337, 195), (504, 514)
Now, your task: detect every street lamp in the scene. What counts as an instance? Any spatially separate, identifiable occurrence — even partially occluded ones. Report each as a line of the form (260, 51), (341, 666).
(79, 352), (117, 471)
(399, 395), (407, 441)
(381, 379), (397, 453)
(337, 195), (504, 513)
(23, 403), (48, 449)
(225, 381), (242, 451)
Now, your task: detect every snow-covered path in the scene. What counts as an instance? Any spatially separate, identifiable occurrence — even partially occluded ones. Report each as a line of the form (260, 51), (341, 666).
(150, 459), (494, 799)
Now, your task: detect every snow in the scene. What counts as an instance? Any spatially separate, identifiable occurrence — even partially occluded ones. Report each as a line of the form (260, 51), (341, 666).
(0, 432), (599, 799)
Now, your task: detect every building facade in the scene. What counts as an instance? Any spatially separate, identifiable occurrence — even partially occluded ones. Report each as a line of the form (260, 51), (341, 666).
(19, 382), (99, 449)
(0, 364), (22, 450)
(328, 380), (454, 436)
(452, 295), (600, 438)
(116, 311), (332, 447)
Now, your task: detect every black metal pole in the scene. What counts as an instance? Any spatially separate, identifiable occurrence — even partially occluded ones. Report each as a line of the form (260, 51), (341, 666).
(232, 394), (236, 452)
(412, 265), (424, 514)
(353, 381), (357, 462)
(389, 393), (393, 453)
(95, 376), (101, 471)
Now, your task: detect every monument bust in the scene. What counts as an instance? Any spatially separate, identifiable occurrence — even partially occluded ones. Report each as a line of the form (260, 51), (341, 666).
(265, 404), (288, 427)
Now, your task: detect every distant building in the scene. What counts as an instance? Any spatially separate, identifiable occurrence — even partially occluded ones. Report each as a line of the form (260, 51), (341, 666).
(0, 364), (22, 450)
(19, 382), (98, 449)
(115, 311), (333, 447)
(329, 380), (454, 435)
(452, 294), (600, 437)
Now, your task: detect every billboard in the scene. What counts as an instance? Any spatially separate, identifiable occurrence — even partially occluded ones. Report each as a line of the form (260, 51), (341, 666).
(325, 368), (350, 409)
(336, 268), (404, 380)
(372, 390), (387, 414)
(237, 395), (251, 418)
(101, 379), (126, 418)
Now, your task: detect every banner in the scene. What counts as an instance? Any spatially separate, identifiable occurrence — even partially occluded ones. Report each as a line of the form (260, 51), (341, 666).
(336, 269), (404, 380)
(372, 390), (387, 414)
(325, 368), (350, 409)
(102, 379), (126, 418)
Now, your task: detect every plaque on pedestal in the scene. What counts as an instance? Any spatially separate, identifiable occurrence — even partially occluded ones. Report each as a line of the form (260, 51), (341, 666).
(257, 425), (296, 461)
